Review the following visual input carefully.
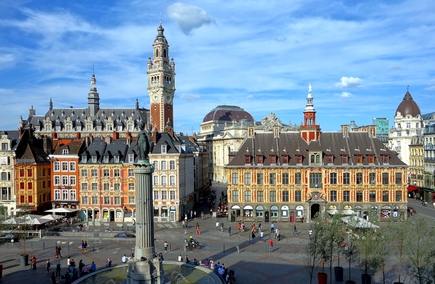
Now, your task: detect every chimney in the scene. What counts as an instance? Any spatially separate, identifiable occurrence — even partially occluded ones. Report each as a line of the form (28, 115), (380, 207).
(51, 131), (57, 139)
(105, 135), (112, 144)
(76, 132), (81, 140)
(113, 131), (119, 140)
(341, 125), (349, 138)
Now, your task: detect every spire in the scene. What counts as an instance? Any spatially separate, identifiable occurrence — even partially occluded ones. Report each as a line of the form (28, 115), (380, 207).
(88, 68), (100, 117)
(304, 84), (315, 112)
(135, 98), (139, 109)
(49, 98), (53, 111)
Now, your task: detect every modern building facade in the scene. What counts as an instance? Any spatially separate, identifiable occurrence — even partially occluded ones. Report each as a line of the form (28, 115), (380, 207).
(226, 86), (408, 223)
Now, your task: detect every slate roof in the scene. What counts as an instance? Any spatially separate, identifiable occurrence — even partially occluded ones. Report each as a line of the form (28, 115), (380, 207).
(227, 131), (406, 167)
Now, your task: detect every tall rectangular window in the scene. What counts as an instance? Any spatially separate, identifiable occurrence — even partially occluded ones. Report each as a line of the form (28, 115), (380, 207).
(257, 191), (264, 202)
(244, 173), (251, 185)
(369, 173), (376, 184)
(395, 190), (402, 201)
(103, 169), (110, 177)
(343, 190), (350, 202)
(81, 169), (87, 177)
(382, 190), (389, 202)
(104, 197), (110, 204)
(257, 173), (263, 185)
(92, 196), (98, 204)
(356, 173), (363, 184)
(356, 190), (363, 202)
(62, 162), (68, 171)
(81, 183), (88, 191)
(70, 190), (76, 201)
(395, 173), (402, 185)
(154, 176), (158, 185)
(282, 190), (289, 202)
(295, 190), (302, 202)
(269, 173), (276, 185)
(114, 183), (120, 191)
(54, 190), (60, 200)
(129, 183), (134, 191)
(244, 190), (251, 202)
(114, 169), (120, 177)
(62, 176), (68, 186)
(170, 190), (176, 200)
(310, 173), (322, 188)
(369, 190), (376, 202)
(161, 161), (166, 170)
(114, 196), (120, 204)
(129, 196), (134, 204)
(54, 162), (60, 172)
(282, 173), (289, 185)
(82, 196), (88, 205)
(69, 162), (76, 172)
(295, 172), (301, 185)
(232, 173), (238, 185)
(62, 190), (68, 200)
(232, 190), (239, 202)
(330, 173), (337, 184)
(91, 169), (97, 177)
(343, 173), (350, 185)
(270, 191), (276, 202)
(70, 176), (76, 186)
(103, 183), (109, 191)
(128, 169), (134, 176)
(330, 190), (337, 202)
(161, 176), (167, 186)
(54, 176), (60, 186)
(92, 183), (98, 190)
(170, 176), (176, 186)
(382, 173), (389, 185)
(162, 191), (167, 200)
(154, 191), (159, 200)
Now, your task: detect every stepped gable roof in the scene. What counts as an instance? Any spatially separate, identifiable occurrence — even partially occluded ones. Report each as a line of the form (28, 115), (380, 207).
(395, 90), (421, 117)
(227, 131), (406, 167)
(202, 105), (254, 123)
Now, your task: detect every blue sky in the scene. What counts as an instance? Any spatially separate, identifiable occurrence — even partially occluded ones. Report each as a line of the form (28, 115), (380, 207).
(0, 0), (434, 135)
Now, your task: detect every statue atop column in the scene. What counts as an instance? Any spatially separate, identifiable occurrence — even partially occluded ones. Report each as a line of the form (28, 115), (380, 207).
(137, 123), (151, 165)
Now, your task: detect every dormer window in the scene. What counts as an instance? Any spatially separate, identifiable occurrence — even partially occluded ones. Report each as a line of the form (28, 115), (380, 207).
(382, 155), (390, 164)
(281, 155), (289, 164)
(128, 154), (134, 163)
(367, 155), (375, 164)
(327, 155), (334, 164)
(92, 156), (97, 163)
(161, 145), (167, 154)
(256, 155), (264, 164)
(296, 155), (303, 164)
(114, 156), (120, 163)
(355, 155), (363, 164)
(309, 151), (321, 165)
(103, 156), (109, 163)
(81, 156), (87, 163)
(244, 155), (252, 164)
(342, 155), (349, 164)
(270, 155), (277, 165)
(62, 149), (69, 155)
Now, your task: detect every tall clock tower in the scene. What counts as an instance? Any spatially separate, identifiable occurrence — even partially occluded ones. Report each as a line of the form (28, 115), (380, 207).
(300, 84), (321, 143)
(147, 23), (176, 132)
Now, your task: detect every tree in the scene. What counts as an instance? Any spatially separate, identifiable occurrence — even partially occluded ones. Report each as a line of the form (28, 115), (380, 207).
(405, 217), (435, 284)
(304, 214), (325, 284)
(384, 218), (410, 284)
(353, 225), (382, 283)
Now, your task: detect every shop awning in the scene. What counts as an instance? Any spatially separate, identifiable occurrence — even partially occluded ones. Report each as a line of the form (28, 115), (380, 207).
(407, 185), (419, 192)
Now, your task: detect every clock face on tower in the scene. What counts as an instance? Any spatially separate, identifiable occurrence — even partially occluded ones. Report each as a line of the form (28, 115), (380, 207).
(165, 95), (172, 103)
(152, 94), (158, 102)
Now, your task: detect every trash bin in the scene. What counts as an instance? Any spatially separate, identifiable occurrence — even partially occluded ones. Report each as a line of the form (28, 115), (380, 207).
(20, 254), (29, 266)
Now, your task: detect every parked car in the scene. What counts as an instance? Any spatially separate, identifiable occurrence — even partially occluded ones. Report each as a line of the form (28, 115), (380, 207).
(114, 232), (135, 238)
(0, 233), (19, 243)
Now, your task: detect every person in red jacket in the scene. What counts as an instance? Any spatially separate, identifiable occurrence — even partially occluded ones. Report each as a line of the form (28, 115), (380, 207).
(269, 239), (273, 253)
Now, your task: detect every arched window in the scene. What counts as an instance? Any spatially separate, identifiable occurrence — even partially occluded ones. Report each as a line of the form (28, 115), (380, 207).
(155, 49), (159, 57)
(163, 49), (167, 58)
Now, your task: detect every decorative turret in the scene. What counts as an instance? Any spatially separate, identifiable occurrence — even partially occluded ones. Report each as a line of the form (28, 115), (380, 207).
(88, 69), (100, 117)
(300, 84), (321, 143)
(147, 23), (176, 133)
(49, 98), (53, 111)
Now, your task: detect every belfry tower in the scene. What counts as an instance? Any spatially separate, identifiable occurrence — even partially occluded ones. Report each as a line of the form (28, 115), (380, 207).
(147, 23), (176, 132)
(300, 84), (321, 143)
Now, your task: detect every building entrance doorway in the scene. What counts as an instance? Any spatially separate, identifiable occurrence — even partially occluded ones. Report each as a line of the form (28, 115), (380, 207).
(310, 204), (320, 219)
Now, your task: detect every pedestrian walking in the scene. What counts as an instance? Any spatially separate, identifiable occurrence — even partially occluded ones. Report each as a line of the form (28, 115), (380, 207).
(164, 241), (168, 253)
(260, 231), (264, 242)
(308, 229), (313, 240)
(270, 222), (275, 233)
(269, 239), (273, 253)
(56, 259), (61, 277)
(293, 224), (297, 235)
(46, 259), (51, 274)
(31, 255), (37, 270)
(195, 223), (201, 235)
(201, 211), (204, 219)
(228, 225), (232, 236)
(51, 272), (56, 284)
(216, 221), (220, 231)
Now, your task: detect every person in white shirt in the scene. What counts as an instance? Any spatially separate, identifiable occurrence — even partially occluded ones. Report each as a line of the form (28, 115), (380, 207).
(121, 254), (127, 263)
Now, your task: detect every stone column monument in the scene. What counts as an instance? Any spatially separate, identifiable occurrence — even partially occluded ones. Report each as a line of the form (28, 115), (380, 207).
(126, 126), (170, 284)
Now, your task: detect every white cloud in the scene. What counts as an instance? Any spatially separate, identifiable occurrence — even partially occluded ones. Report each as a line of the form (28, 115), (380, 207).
(247, 95), (254, 99)
(335, 77), (363, 88)
(425, 85), (435, 91)
(179, 93), (200, 100)
(167, 3), (215, 35)
(340, 92), (352, 98)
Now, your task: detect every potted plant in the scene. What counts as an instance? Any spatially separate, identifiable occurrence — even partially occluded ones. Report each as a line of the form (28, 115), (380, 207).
(304, 215), (324, 284)
(354, 227), (382, 284)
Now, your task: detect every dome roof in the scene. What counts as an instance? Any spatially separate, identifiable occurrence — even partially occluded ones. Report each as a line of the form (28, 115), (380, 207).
(395, 91), (421, 117)
(202, 105), (254, 123)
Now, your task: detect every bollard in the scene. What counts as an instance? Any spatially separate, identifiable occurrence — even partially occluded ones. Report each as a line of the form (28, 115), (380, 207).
(223, 245), (225, 253)
(236, 245), (240, 253)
